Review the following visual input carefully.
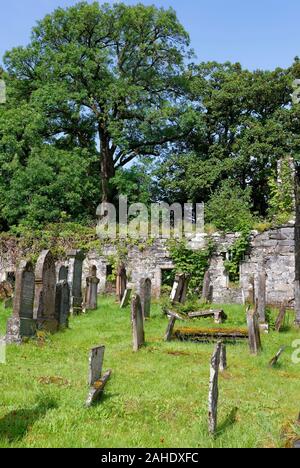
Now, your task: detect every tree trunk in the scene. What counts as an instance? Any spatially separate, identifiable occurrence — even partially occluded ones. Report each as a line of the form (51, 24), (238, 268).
(100, 132), (115, 203)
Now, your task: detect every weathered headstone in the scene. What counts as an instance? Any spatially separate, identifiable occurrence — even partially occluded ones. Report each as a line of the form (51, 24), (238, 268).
(84, 266), (100, 311)
(131, 295), (145, 352)
(219, 343), (227, 371)
(247, 276), (255, 305)
(116, 262), (127, 303)
(188, 309), (227, 324)
(269, 347), (285, 367)
(202, 270), (213, 302)
(140, 278), (152, 319)
(275, 305), (287, 332)
(33, 250), (58, 332)
(67, 250), (85, 315)
(6, 260), (36, 344)
(120, 284), (133, 309)
(256, 270), (267, 323)
(58, 265), (68, 282)
(247, 308), (262, 355)
(164, 315), (177, 342)
(86, 345), (112, 407)
(55, 276), (70, 329)
(170, 273), (190, 305)
(208, 341), (222, 436)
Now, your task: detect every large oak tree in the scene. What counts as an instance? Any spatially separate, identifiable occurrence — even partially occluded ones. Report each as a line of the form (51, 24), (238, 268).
(4, 1), (192, 202)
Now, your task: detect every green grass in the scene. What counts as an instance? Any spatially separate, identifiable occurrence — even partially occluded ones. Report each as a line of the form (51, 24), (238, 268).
(0, 297), (299, 448)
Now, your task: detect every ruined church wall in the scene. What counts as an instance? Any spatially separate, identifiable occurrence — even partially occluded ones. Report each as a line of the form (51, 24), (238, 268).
(0, 225), (296, 306)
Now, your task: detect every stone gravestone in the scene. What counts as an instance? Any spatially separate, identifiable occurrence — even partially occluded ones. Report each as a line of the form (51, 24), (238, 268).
(202, 270), (213, 302)
(208, 341), (222, 436)
(140, 278), (152, 319)
(247, 276), (255, 305)
(269, 347), (285, 367)
(116, 262), (127, 303)
(120, 284), (133, 309)
(68, 250), (85, 315)
(55, 266), (70, 329)
(165, 315), (177, 342)
(256, 270), (267, 323)
(33, 250), (58, 333)
(58, 265), (68, 282)
(219, 343), (227, 371)
(6, 260), (36, 344)
(275, 305), (287, 332)
(247, 308), (262, 355)
(131, 295), (145, 352)
(170, 273), (190, 305)
(86, 345), (112, 407)
(84, 266), (100, 312)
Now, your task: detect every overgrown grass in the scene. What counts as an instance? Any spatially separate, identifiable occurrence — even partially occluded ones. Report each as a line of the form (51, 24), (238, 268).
(0, 298), (299, 448)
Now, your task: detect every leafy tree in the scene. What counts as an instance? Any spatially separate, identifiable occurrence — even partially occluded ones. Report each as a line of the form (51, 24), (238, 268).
(4, 1), (191, 202)
(2, 146), (99, 228)
(154, 61), (295, 219)
(205, 180), (254, 232)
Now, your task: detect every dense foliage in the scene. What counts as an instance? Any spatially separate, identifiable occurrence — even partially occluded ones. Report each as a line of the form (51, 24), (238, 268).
(168, 239), (215, 293)
(0, 2), (300, 232)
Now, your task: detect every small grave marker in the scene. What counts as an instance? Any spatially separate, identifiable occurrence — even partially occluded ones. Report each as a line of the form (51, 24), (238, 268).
(208, 341), (222, 435)
(275, 305), (287, 332)
(86, 346), (111, 407)
(247, 308), (262, 355)
(120, 284), (133, 309)
(164, 316), (177, 342)
(140, 278), (152, 319)
(219, 343), (227, 371)
(131, 295), (145, 351)
(269, 347), (286, 367)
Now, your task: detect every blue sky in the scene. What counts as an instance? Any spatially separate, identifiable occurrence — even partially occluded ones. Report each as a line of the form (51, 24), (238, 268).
(0, 0), (299, 70)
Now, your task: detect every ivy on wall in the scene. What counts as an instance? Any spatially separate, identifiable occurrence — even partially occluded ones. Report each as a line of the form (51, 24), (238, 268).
(224, 231), (251, 283)
(168, 239), (215, 293)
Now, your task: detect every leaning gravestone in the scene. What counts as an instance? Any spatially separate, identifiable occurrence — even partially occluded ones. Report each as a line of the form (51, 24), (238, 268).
(6, 260), (36, 343)
(275, 305), (287, 332)
(86, 345), (112, 407)
(131, 295), (145, 352)
(269, 347), (285, 367)
(247, 308), (262, 355)
(55, 267), (70, 329)
(116, 262), (127, 303)
(33, 250), (58, 333)
(256, 270), (267, 323)
(84, 266), (100, 311)
(140, 278), (152, 319)
(67, 250), (85, 315)
(170, 273), (190, 305)
(165, 315), (177, 342)
(208, 341), (222, 436)
(120, 285), (133, 309)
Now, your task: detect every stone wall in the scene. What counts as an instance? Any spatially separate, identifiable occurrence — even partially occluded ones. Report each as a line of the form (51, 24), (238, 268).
(205, 225), (295, 306)
(82, 240), (174, 298)
(0, 224), (296, 306)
